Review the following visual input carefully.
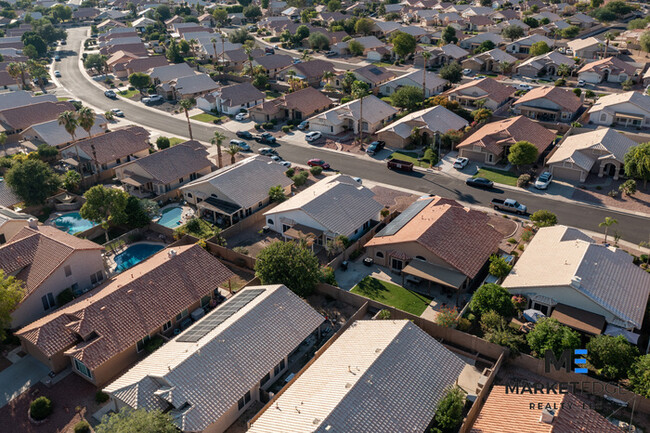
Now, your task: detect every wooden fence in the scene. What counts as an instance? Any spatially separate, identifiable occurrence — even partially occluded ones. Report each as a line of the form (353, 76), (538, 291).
(222, 202), (279, 241)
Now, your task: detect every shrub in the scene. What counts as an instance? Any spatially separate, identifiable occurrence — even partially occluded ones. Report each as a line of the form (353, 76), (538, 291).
(521, 228), (534, 242)
(480, 309), (505, 332)
(320, 265), (338, 286)
(380, 208), (390, 218)
(281, 125), (291, 133)
(377, 309), (391, 320)
(310, 166), (323, 175)
(488, 255), (512, 278)
(526, 317), (580, 358)
(56, 288), (74, 307)
(607, 189), (619, 198)
(95, 391), (109, 404)
(262, 122), (274, 130)
(144, 335), (164, 354)
(554, 78), (566, 86)
(457, 317), (471, 332)
(349, 248), (364, 260)
(619, 179), (636, 196)
(517, 174), (531, 187)
(74, 420), (91, 433)
(292, 173), (307, 186)
(530, 210), (557, 227)
(586, 335), (639, 380)
(507, 237), (517, 244)
(285, 167), (295, 177)
(629, 355), (650, 398)
(436, 306), (458, 327)
(431, 387), (465, 432)
(511, 295), (526, 310)
(470, 283), (515, 318)
(30, 397), (52, 421)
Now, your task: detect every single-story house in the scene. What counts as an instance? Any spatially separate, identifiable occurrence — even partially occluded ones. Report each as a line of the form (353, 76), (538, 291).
(159, 73), (219, 100)
(505, 34), (554, 55)
(459, 32), (504, 51)
(0, 206), (31, 244)
(309, 95), (398, 135)
(577, 56), (638, 84)
(446, 77), (515, 111)
(379, 70), (448, 99)
(512, 86), (582, 123)
(0, 100), (74, 140)
(196, 82), (265, 116)
(461, 48), (516, 73)
(351, 64), (396, 90)
(276, 59), (336, 87)
(253, 54), (294, 79)
(567, 37), (618, 59)
(21, 115), (107, 148)
(515, 50), (574, 78)
(587, 91), (650, 128)
(249, 87), (333, 124)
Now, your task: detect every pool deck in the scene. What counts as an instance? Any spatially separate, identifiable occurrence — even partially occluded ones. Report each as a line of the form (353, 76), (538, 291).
(104, 241), (167, 275)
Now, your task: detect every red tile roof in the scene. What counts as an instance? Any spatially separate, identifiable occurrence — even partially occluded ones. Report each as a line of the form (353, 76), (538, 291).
(513, 86), (582, 113)
(448, 77), (516, 105)
(457, 116), (556, 155)
(65, 126), (150, 165)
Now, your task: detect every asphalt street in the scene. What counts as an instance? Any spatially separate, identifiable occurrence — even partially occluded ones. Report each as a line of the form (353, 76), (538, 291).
(55, 27), (650, 244)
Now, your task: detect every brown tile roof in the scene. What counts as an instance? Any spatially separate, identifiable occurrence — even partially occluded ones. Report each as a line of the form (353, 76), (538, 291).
(16, 244), (235, 370)
(0, 225), (103, 299)
(64, 126), (150, 165)
(286, 59), (336, 81)
(447, 77), (515, 105)
(0, 101), (75, 131)
(457, 116), (556, 155)
(577, 56), (637, 76)
(513, 86), (582, 113)
(252, 87), (332, 117)
(124, 55), (169, 73)
(366, 197), (502, 278)
(218, 82), (265, 108)
(353, 64), (396, 85)
(470, 386), (623, 433)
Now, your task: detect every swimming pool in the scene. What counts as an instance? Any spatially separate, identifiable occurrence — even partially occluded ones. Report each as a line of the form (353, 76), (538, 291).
(114, 243), (165, 272)
(156, 206), (184, 228)
(52, 212), (97, 234)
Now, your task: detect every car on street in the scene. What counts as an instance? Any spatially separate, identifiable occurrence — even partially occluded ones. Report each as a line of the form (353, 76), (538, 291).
(54, 70), (61, 77)
(255, 132), (276, 144)
(104, 90), (116, 98)
(305, 131), (322, 142)
(54, 55), (60, 61)
(280, 161), (291, 168)
(453, 157), (469, 169)
(473, 75), (486, 80)
(258, 147), (278, 156)
(293, 59), (302, 64)
(465, 177), (494, 189)
(110, 108), (124, 117)
(142, 94), (163, 104)
(325, 51), (336, 57)
(491, 198), (527, 214)
(236, 130), (254, 139)
(352, 177), (362, 184)
(265, 47), (275, 54)
(235, 112), (247, 121)
(577, 79), (586, 87)
(308, 159), (330, 169)
(534, 172), (553, 190)
(297, 120), (309, 130)
(366, 140), (385, 156)
(230, 139), (250, 151)
(517, 83), (533, 91)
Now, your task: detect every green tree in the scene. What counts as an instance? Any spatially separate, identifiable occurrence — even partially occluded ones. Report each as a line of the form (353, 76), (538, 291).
(441, 26), (458, 44)
(354, 17), (374, 35)
(471, 107), (492, 123)
(96, 408), (177, 433)
(213, 8), (228, 25)
(598, 216), (617, 244)
(470, 283), (515, 318)
(526, 317), (580, 358)
(156, 5), (171, 21)
(474, 40), (495, 54)
(430, 386), (465, 433)
(62, 170), (81, 192)
(269, 185), (286, 202)
(178, 98), (196, 140)
(530, 41), (551, 56)
(523, 17), (539, 28)
(530, 209), (557, 227)
(51, 4), (72, 22)
(293, 25), (310, 44)
(128, 72), (152, 96)
(7, 62), (28, 88)
(5, 160), (60, 205)
(225, 144), (239, 164)
(166, 40), (183, 63)
(351, 80), (370, 147)
(561, 25), (580, 39)
(252, 73), (269, 88)
(391, 85), (424, 111)
(28, 61), (49, 86)
(508, 140), (538, 169)
(255, 241), (320, 297)
(619, 179), (637, 196)
(0, 132), (6, 156)
(391, 31), (417, 59)
(0, 270), (24, 340)
(327, 0), (341, 11)
(156, 136), (170, 150)
(640, 31), (650, 54)
(348, 40), (364, 56)
(37, 143), (58, 161)
(309, 32), (330, 50)
(212, 131), (226, 169)
(243, 5), (261, 19)
(502, 25), (524, 41)
(125, 196), (152, 229)
(22, 33), (47, 57)
(586, 335), (638, 381)
(77, 107), (95, 140)
(629, 355), (650, 398)
(23, 45), (38, 59)
(229, 28), (253, 44)
(624, 142), (650, 188)
(439, 62), (463, 83)
(80, 185), (129, 243)
(488, 255), (512, 278)
(84, 53), (107, 75)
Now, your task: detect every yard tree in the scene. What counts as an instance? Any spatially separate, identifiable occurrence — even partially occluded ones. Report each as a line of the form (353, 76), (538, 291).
(431, 387), (465, 433)
(586, 335), (639, 380)
(23, 45), (38, 59)
(470, 283), (515, 318)
(508, 140), (538, 169)
(623, 142), (650, 188)
(348, 40), (365, 56)
(351, 80), (370, 146)
(179, 98), (196, 140)
(255, 241), (320, 297)
(269, 185), (286, 202)
(309, 32), (330, 50)
(441, 25), (458, 44)
(51, 4), (72, 22)
(156, 5), (171, 21)
(0, 270), (24, 341)
(391, 31), (417, 59)
(598, 216), (617, 244)
(530, 41), (551, 56)
(439, 61), (463, 83)
(629, 355), (650, 398)
(212, 131), (226, 169)
(502, 25), (524, 41)
(641, 31), (650, 54)
(80, 185), (130, 243)
(474, 40), (495, 54)
(327, 0), (341, 11)
(22, 33), (47, 57)
(212, 8), (228, 25)
(62, 169), (81, 192)
(561, 25), (580, 39)
(530, 209), (557, 227)
(391, 85), (424, 111)
(128, 72), (152, 96)
(84, 53), (107, 74)
(293, 25), (310, 44)
(619, 179), (637, 196)
(354, 17), (374, 35)
(488, 255), (512, 278)
(5, 159), (60, 206)
(527, 317), (580, 358)
(243, 5), (262, 19)
(471, 107), (492, 123)
(96, 408), (177, 433)
(156, 136), (170, 149)
(7, 62), (28, 88)
(523, 17), (539, 29)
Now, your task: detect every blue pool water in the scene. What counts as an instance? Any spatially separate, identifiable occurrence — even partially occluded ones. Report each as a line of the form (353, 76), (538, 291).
(52, 212), (97, 234)
(157, 206), (184, 228)
(114, 243), (164, 272)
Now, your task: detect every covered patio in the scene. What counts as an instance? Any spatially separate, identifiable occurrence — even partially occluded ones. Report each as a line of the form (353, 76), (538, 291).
(120, 174), (154, 198)
(400, 259), (467, 306)
(197, 197), (242, 228)
(283, 224), (323, 246)
(550, 303), (606, 336)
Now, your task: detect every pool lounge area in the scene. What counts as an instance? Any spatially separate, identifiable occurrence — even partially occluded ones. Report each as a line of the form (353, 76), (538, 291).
(50, 211), (98, 234)
(113, 242), (165, 272)
(155, 204), (194, 229)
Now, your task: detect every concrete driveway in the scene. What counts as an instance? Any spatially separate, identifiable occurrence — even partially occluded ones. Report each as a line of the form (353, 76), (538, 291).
(0, 355), (50, 408)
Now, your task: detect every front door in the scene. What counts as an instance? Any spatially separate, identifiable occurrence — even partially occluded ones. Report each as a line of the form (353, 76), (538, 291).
(391, 258), (403, 271)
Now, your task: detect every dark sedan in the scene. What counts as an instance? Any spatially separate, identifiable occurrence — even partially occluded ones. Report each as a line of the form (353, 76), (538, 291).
(236, 130), (254, 139)
(466, 177), (494, 189)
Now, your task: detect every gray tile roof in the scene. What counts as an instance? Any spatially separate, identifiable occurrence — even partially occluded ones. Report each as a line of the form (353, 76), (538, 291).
(0, 90), (57, 111)
(149, 63), (195, 83)
(172, 73), (219, 96)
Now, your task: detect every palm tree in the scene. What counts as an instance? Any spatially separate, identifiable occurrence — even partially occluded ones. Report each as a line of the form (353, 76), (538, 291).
(0, 132), (7, 157)
(58, 110), (81, 167)
(322, 70), (334, 86)
(212, 131), (226, 168)
(602, 32), (613, 59)
(77, 107), (95, 139)
(421, 51), (432, 102)
(211, 37), (218, 68)
(498, 61), (513, 75)
(189, 38), (198, 69)
(7, 62), (28, 88)
(598, 217), (618, 244)
(225, 144), (239, 164)
(557, 63), (571, 78)
(244, 46), (254, 77)
(351, 81), (370, 149)
(178, 98), (196, 140)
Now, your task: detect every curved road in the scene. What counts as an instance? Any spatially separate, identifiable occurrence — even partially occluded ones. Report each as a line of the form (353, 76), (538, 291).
(57, 27), (650, 244)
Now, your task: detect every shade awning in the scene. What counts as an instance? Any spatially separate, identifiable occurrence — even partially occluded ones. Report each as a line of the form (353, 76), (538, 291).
(604, 324), (640, 345)
(62, 157), (80, 167)
(198, 197), (242, 215)
(402, 259), (466, 289)
(614, 112), (644, 120)
(551, 303), (605, 335)
(121, 176), (147, 187)
(284, 224), (323, 240)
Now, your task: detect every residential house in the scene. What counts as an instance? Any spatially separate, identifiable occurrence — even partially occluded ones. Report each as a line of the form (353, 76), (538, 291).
(149, 63), (196, 86)
(351, 64), (396, 90)
(577, 56), (638, 84)
(567, 37), (618, 59)
(112, 55), (169, 79)
(566, 12), (596, 29)
(248, 320), (474, 433)
(365, 196), (502, 289)
(181, 155), (294, 226)
(515, 50), (574, 78)
(196, 82), (265, 115)
(282, 6), (301, 20)
(0, 101), (74, 141)
(376, 106), (468, 148)
(457, 115), (556, 164)
(115, 141), (213, 198)
(0, 206), (32, 244)
(253, 54), (294, 79)
(309, 95), (398, 135)
(587, 91), (650, 128)
(16, 244), (235, 386)
(264, 174), (384, 244)
(379, 70), (448, 99)
(470, 386), (624, 433)
(104, 285), (324, 433)
(459, 32), (504, 51)
(60, 126), (151, 180)
(0, 223), (105, 328)
(276, 59), (336, 87)
(420, 44), (470, 67)
(505, 34), (554, 55)
(446, 77), (515, 111)
(547, 128), (638, 182)
(0, 62), (25, 91)
(512, 86), (582, 122)
(21, 115), (107, 149)
(132, 17), (156, 32)
(332, 36), (386, 57)
(503, 225), (650, 337)
(466, 15), (495, 32)
(371, 20), (402, 38)
(461, 48), (517, 73)
(249, 87), (333, 124)
(159, 73), (219, 100)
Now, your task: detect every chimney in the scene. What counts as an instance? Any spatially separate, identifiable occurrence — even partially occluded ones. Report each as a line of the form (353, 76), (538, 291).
(570, 276), (582, 289)
(539, 408), (556, 424)
(168, 249), (177, 257)
(28, 218), (38, 229)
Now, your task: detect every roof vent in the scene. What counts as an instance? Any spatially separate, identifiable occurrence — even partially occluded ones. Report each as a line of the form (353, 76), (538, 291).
(539, 408), (556, 424)
(345, 382), (352, 389)
(570, 276), (582, 288)
(168, 249), (177, 257)
(28, 218), (38, 229)
(313, 418), (320, 425)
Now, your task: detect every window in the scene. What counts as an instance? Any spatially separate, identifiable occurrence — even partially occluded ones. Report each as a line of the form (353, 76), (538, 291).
(90, 271), (103, 285)
(274, 359), (286, 376)
(187, 193), (193, 198)
(391, 259), (403, 271)
(201, 295), (211, 308)
(162, 320), (172, 332)
(258, 201), (263, 208)
(64, 265), (72, 277)
(487, 154), (493, 163)
(376, 251), (384, 258)
(74, 359), (93, 380)
(179, 177), (184, 184)
(176, 309), (189, 321)
(41, 293), (55, 311)
(136, 335), (151, 353)
(600, 113), (607, 122)
(0, 233), (6, 244)
(238, 391), (251, 411)
(260, 372), (271, 387)
(282, 224), (290, 232)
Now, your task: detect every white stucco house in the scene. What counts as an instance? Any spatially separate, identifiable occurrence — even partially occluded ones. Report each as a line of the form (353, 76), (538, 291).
(588, 91), (650, 129)
(309, 95), (398, 135)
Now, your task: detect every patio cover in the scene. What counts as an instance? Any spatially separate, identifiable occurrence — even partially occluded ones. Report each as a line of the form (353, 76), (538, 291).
(550, 303), (605, 335)
(604, 324), (640, 345)
(62, 157), (80, 167)
(121, 174), (150, 187)
(198, 197), (242, 215)
(401, 259), (466, 289)
(284, 224), (322, 240)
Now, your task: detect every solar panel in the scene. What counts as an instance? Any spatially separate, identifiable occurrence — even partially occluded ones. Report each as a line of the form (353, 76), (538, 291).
(375, 198), (433, 237)
(177, 288), (266, 342)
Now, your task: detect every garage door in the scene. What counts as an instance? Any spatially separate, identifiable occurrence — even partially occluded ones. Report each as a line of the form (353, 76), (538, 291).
(551, 166), (583, 182)
(460, 150), (485, 163)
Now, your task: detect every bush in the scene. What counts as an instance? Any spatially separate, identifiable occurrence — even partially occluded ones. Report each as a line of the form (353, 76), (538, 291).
(554, 78), (566, 86)
(320, 266), (338, 286)
(281, 125), (291, 133)
(30, 397), (52, 421)
(457, 317), (471, 332)
(521, 228), (534, 242)
(488, 255), (512, 278)
(470, 283), (515, 318)
(310, 166), (323, 175)
(292, 173), (307, 186)
(262, 122), (274, 130)
(480, 310), (505, 332)
(430, 387), (465, 432)
(144, 335), (164, 354)
(526, 317), (580, 358)
(95, 391), (109, 404)
(436, 306), (458, 327)
(586, 335), (639, 380)
(629, 355), (650, 398)
(285, 167), (295, 177)
(530, 210), (557, 227)
(380, 208), (390, 218)
(56, 288), (74, 307)
(517, 174), (531, 188)
(74, 420), (91, 433)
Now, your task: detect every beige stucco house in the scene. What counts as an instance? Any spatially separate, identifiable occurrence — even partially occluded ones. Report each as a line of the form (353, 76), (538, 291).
(0, 206), (32, 244)
(587, 91), (650, 129)
(309, 95), (398, 136)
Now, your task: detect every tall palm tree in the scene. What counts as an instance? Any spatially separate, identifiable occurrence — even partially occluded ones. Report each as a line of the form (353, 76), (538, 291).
(212, 131), (226, 168)
(189, 38), (198, 69)
(322, 70), (334, 86)
(557, 63), (570, 78)
(77, 107), (95, 139)
(244, 46), (254, 77)
(7, 62), (28, 88)
(58, 110), (81, 166)
(211, 37), (218, 68)
(421, 51), (432, 102)
(178, 98), (196, 140)
(351, 81), (370, 149)
(602, 32), (613, 59)
(225, 144), (239, 164)
(599, 216), (618, 244)
(0, 132), (7, 157)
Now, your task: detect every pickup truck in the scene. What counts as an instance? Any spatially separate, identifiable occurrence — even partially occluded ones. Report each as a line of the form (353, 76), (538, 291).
(255, 132), (277, 144)
(387, 159), (414, 172)
(491, 198), (527, 215)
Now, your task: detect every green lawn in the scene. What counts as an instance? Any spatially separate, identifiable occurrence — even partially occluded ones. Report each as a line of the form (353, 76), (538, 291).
(190, 112), (225, 123)
(265, 90), (282, 99)
(168, 137), (185, 146)
(389, 151), (430, 168)
(474, 167), (519, 186)
(118, 89), (139, 98)
(57, 97), (70, 101)
(351, 277), (433, 316)
(371, 61), (395, 68)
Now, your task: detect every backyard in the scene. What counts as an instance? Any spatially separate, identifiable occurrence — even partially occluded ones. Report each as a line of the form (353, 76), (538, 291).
(351, 276), (432, 316)
(474, 167), (519, 186)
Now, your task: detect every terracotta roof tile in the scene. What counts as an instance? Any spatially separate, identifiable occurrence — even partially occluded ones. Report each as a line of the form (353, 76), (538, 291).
(514, 86), (582, 113)
(447, 77), (515, 105)
(457, 116), (556, 155)
(64, 126), (150, 165)
(0, 101), (75, 131)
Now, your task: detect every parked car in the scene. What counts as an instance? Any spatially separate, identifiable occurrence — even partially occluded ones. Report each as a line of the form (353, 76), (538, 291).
(462, 68), (472, 75)
(473, 75), (486, 80)
(518, 83), (533, 91)
(465, 177), (494, 189)
(280, 161), (291, 168)
(352, 177), (362, 184)
(265, 47), (275, 54)
(60, 40), (66, 45)
(255, 132), (276, 144)
(453, 157), (469, 169)
(104, 90), (116, 98)
(293, 59), (302, 64)
(230, 139), (249, 151)
(366, 140), (385, 156)
(235, 112), (247, 121)
(54, 55), (60, 61)
(386, 159), (413, 172)
(54, 70), (61, 77)
(236, 130), (254, 140)
(297, 120), (309, 130)
(258, 147), (278, 156)
(308, 159), (330, 169)
(491, 198), (527, 214)
(271, 155), (282, 162)
(325, 51), (336, 57)
(534, 172), (553, 190)
(142, 94), (163, 104)
(110, 108), (124, 117)
(577, 79), (586, 87)
(305, 131), (322, 142)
